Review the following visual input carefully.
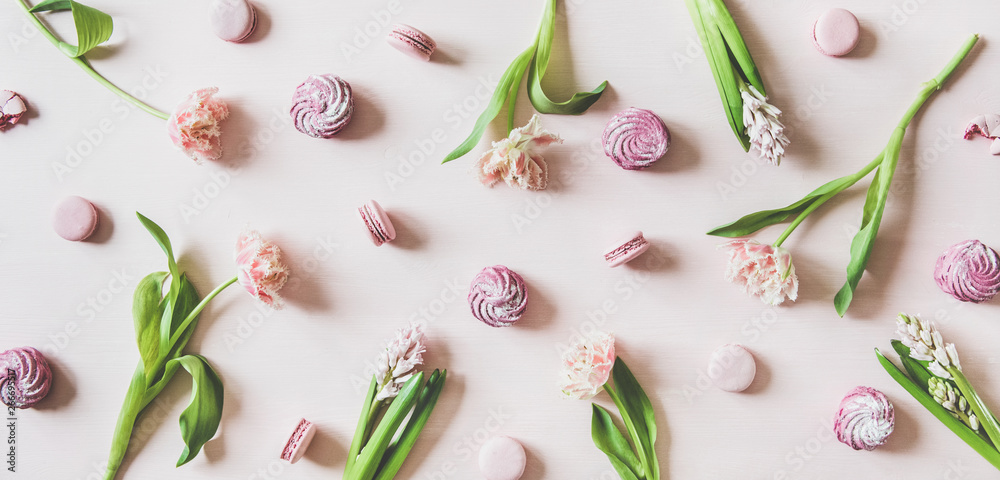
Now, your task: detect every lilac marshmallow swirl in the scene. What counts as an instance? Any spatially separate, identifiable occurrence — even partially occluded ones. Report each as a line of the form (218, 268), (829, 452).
(602, 107), (670, 170)
(934, 239), (1000, 303)
(468, 265), (528, 327)
(833, 386), (894, 451)
(0, 347), (52, 409)
(290, 74), (354, 138)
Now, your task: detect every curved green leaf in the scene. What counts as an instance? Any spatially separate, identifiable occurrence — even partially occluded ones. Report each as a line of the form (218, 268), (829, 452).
(345, 376), (378, 477)
(374, 370), (447, 480)
(442, 46), (535, 163)
(835, 130), (903, 317)
(163, 275), (203, 361)
(169, 355), (224, 467)
(525, 0), (606, 115)
(610, 357), (659, 480)
(133, 271), (169, 378)
(29, 0), (112, 58)
(592, 404), (642, 480)
(876, 348), (1000, 469)
(105, 363), (148, 480)
(706, 0), (764, 93)
(707, 175), (859, 237)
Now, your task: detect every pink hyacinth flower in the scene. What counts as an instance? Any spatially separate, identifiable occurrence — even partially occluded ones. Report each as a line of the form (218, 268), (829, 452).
(559, 331), (616, 400)
(167, 87), (230, 163)
(721, 239), (798, 306)
(475, 114), (562, 191)
(374, 323), (427, 402)
(235, 229), (290, 309)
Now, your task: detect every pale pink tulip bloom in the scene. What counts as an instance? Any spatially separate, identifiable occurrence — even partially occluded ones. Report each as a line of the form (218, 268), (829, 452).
(235, 229), (289, 309)
(559, 331), (616, 400)
(475, 114), (562, 190)
(721, 239), (798, 305)
(167, 87), (230, 163)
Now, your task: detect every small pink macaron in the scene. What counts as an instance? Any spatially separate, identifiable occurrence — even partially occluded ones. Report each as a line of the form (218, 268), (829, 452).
(53, 196), (99, 242)
(812, 8), (860, 57)
(280, 418), (316, 464)
(209, 0), (258, 43)
(386, 24), (437, 61)
(479, 435), (526, 480)
(707, 344), (756, 393)
(357, 200), (396, 246)
(603, 231), (650, 268)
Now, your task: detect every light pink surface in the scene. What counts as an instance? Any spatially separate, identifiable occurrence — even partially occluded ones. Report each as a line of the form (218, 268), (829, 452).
(3, 1), (1000, 478)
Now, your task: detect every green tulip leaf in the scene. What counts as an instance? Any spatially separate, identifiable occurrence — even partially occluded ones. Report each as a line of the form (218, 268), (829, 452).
(28, 0), (112, 58)
(609, 357), (659, 480)
(442, 46), (535, 163)
(353, 373), (424, 480)
(591, 404), (642, 480)
(525, 0), (606, 115)
(169, 355), (224, 467)
(133, 271), (168, 379)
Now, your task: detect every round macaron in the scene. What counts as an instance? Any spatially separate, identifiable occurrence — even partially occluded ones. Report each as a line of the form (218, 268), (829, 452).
(209, 0), (258, 43)
(812, 8), (860, 57)
(603, 231), (650, 268)
(707, 344), (756, 393)
(357, 200), (396, 246)
(53, 196), (99, 242)
(479, 435), (526, 480)
(386, 24), (437, 61)
(280, 418), (316, 464)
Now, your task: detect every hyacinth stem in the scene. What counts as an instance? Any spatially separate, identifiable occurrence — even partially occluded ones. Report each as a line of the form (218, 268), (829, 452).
(167, 276), (238, 347)
(772, 34), (979, 249)
(16, 0), (170, 120)
(950, 367), (1000, 449)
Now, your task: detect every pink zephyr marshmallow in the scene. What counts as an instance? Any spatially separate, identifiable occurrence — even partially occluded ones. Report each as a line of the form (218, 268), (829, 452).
(964, 114), (1000, 155)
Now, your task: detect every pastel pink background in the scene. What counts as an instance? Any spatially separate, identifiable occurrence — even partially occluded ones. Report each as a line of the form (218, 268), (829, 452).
(2, 0), (1000, 478)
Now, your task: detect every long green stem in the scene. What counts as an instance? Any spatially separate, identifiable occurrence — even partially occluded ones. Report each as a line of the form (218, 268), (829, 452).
(951, 368), (1000, 449)
(167, 276), (237, 347)
(104, 365), (147, 480)
(772, 153), (884, 247)
(772, 34), (979, 248)
(16, 0), (170, 120)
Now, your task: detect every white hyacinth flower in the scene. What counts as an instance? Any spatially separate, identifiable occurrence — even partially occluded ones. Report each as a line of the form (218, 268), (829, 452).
(895, 313), (961, 380)
(374, 323), (427, 402)
(740, 83), (790, 166)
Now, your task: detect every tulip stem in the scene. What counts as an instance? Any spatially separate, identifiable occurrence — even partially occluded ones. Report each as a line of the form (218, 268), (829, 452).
(168, 276), (238, 347)
(16, 0), (170, 120)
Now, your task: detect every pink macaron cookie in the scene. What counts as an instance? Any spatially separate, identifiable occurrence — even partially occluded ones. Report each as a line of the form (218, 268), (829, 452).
(479, 435), (526, 480)
(603, 231), (650, 268)
(386, 24), (437, 61)
(707, 344), (756, 393)
(1, 90), (27, 131)
(53, 196), (99, 242)
(209, 0), (258, 43)
(812, 9), (860, 57)
(357, 200), (396, 246)
(280, 418), (316, 464)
